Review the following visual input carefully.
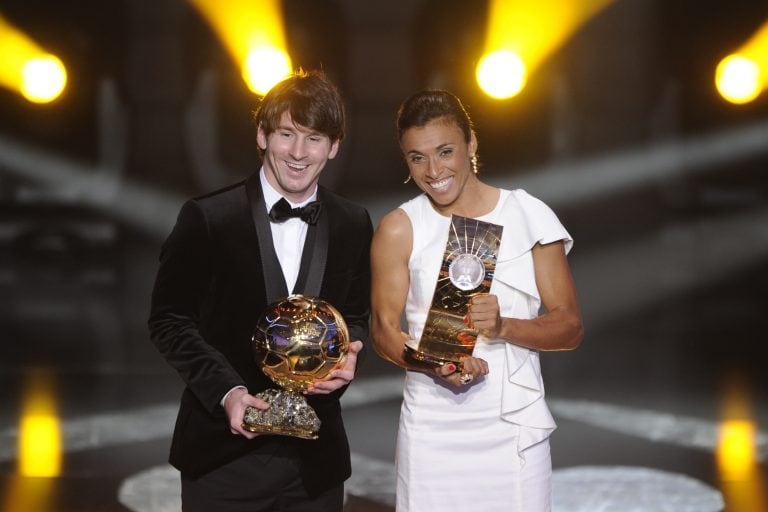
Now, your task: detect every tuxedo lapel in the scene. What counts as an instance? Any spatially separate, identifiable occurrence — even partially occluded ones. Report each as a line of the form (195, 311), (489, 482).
(294, 197), (328, 297)
(246, 175), (289, 304)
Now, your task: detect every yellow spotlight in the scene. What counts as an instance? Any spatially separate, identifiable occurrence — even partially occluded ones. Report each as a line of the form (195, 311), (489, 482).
(21, 54), (67, 103)
(243, 45), (292, 96)
(716, 20), (768, 105)
(188, 0), (293, 95)
(716, 55), (760, 104)
(18, 370), (61, 477)
(477, 0), (613, 99)
(718, 420), (757, 481)
(476, 50), (527, 99)
(0, 14), (67, 103)
(716, 373), (768, 512)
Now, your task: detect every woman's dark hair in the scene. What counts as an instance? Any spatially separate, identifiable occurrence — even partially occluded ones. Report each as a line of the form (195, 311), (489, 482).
(254, 69), (345, 150)
(396, 89), (474, 143)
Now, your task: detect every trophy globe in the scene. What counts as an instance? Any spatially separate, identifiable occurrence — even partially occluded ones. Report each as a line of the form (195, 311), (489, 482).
(243, 294), (349, 439)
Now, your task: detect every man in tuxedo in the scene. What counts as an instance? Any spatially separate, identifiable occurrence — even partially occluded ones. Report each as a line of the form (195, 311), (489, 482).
(148, 70), (372, 511)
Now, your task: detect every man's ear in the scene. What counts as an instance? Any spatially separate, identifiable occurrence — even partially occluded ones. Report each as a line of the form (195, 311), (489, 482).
(328, 139), (340, 160)
(256, 123), (268, 151)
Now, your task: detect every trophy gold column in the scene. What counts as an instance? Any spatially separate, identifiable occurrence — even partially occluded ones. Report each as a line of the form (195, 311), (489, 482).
(405, 215), (503, 366)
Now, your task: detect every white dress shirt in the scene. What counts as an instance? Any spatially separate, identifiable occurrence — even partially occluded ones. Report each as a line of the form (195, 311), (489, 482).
(260, 168), (316, 294)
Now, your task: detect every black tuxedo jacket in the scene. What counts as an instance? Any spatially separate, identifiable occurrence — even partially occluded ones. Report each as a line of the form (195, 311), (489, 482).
(148, 174), (372, 496)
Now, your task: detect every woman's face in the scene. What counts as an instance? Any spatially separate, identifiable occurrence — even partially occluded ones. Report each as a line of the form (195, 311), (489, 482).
(400, 117), (477, 209)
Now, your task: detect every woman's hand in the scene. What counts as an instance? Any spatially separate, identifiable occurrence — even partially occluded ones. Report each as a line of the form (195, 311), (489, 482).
(433, 356), (489, 387)
(467, 294), (502, 339)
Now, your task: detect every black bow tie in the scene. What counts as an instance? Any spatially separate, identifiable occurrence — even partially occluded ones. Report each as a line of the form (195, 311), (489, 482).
(268, 198), (322, 225)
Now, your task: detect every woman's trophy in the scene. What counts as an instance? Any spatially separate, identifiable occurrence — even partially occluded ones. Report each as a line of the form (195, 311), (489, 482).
(404, 215), (503, 367)
(243, 294), (349, 439)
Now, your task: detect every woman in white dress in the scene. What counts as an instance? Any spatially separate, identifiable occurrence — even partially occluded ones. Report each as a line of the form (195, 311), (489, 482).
(370, 90), (584, 512)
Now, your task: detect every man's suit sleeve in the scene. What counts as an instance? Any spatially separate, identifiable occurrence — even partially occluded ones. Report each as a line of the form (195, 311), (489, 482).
(148, 199), (244, 413)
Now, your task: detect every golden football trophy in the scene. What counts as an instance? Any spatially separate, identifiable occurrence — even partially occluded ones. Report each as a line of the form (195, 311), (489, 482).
(243, 295), (349, 439)
(404, 215), (503, 367)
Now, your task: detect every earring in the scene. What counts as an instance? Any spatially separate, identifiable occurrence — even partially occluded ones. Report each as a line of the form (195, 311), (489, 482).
(470, 155), (479, 174)
(403, 175), (412, 184)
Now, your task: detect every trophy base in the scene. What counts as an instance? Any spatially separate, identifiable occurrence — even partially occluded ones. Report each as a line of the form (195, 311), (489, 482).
(242, 388), (321, 440)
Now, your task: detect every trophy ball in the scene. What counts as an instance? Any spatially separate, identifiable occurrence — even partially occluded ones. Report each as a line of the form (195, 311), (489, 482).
(252, 295), (350, 392)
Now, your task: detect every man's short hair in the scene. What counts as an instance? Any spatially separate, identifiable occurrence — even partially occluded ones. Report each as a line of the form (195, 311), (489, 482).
(254, 70), (346, 150)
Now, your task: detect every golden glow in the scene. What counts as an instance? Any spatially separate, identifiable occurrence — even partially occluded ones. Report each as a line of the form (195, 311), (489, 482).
(476, 50), (527, 99)
(718, 420), (757, 481)
(716, 374), (767, 511)
(716, 55), (761, 104)
(477, 0), (613, 99)
(188, 0), (292, 95)
(2, 477), (55, 512)
(0, 14), (67, 103)
(243, 46), (293, 96)
(18, 371), (61, 477)
(21, 55), (67, 103)
(716, 20), (768, 104)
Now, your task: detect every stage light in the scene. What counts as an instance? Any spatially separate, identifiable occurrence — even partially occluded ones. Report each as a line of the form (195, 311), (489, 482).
(188, 0), (293, 95)
(0, 14), (67, 103)
(477, 0), (613, 99)
(18, 370), (61, 477)
(21, 54), (67, 103)
(716, 55), (760, 104)
(718, 420), (757, 481)
(476, 50), (526, 99)
(716, 20), (768, 105)
(716, 374), (768, 511)
(243, 45), (292, 96)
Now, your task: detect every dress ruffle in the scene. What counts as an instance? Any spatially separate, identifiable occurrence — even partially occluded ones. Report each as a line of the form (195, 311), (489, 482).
(490, 190), (572, 455)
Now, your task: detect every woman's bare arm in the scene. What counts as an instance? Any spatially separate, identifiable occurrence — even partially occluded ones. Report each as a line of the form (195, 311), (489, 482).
(468, 240), (583, 351)
(371, 209), (489, 383)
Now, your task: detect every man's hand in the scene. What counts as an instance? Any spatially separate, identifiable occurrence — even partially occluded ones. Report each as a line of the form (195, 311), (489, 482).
(305, 340), (363, 394)
(223, 387), (270, 439)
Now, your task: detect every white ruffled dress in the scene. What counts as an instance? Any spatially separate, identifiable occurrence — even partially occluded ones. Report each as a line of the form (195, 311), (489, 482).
(395, 189), (573, 512)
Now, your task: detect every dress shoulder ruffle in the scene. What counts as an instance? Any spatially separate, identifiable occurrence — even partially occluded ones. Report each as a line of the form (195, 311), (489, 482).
(493, 189), (572, 303)
(491, 189), (572, 455)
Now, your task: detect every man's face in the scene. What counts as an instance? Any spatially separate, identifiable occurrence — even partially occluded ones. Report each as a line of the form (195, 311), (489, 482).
(258, 111), (340, 203)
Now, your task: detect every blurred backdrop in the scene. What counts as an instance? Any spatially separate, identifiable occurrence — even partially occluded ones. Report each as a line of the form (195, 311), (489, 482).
(0, 1), (767, 511)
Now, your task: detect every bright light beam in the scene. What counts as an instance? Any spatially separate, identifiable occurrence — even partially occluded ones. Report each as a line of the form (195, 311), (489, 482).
(716, 375), (768, 511)
(0, 14), (67, 103)
(18, 370), (61, 477)
(476, 50), (527, 99)
(477, 0), (613, 99)
(719, 420), (758, 481)
(21, 55), (67, 103)
(716, 19), (768, 104)
(188, 0), (292, 95)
